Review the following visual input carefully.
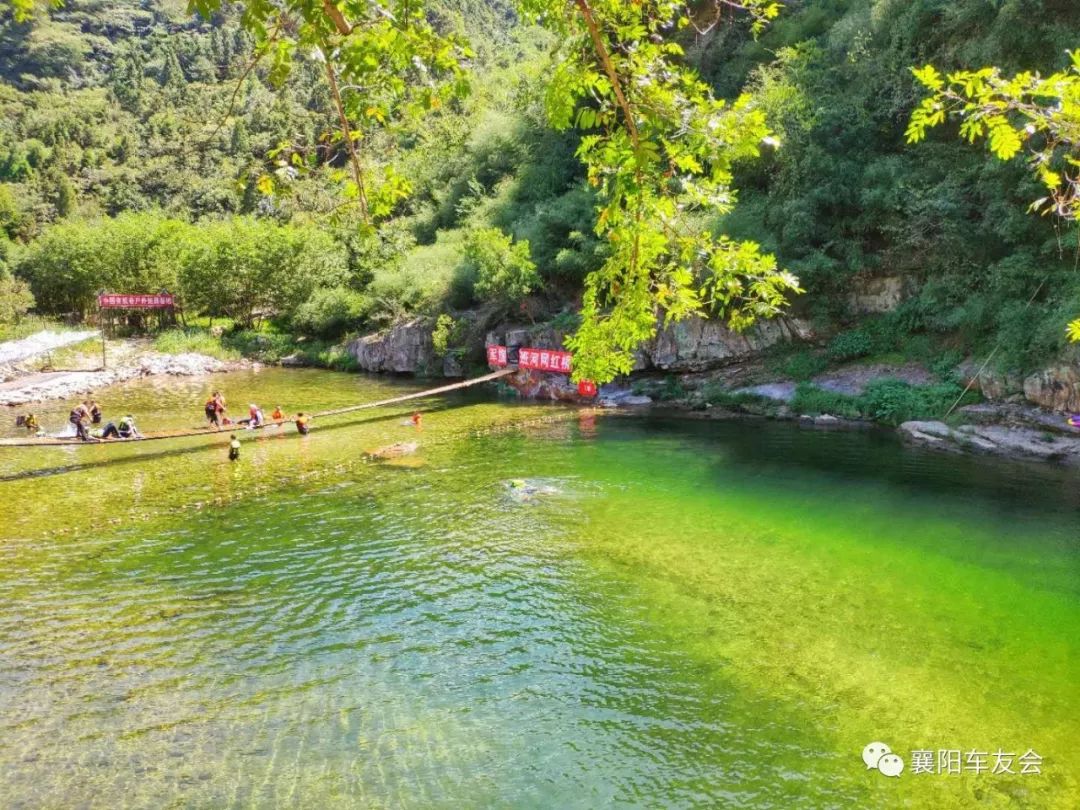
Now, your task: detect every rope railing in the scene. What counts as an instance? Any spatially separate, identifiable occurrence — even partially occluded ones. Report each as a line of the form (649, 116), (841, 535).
(0, 367), (517, 448)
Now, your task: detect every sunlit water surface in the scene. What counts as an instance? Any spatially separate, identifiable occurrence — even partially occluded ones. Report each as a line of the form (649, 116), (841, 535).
(0, 369), (1078, 808)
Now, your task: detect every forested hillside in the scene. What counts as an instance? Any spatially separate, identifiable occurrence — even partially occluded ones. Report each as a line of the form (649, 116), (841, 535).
(1, 0), (1078, 377)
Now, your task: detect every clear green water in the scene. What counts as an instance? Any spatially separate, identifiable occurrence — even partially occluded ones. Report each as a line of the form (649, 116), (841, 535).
(1, 369), (1078, 808)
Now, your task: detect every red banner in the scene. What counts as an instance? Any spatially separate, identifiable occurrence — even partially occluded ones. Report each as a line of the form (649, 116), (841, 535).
(98, 293), (174, 309)
(518, 347), (572, 374)
(486, 345), (509, 366)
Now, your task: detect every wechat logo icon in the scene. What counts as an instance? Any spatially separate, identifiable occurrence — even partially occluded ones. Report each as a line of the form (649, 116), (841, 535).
(863, 741), (904, 778)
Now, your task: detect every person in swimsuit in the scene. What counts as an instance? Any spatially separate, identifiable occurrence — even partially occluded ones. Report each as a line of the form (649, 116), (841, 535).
(88, 399), (102, 425)
(271, 405), (284, 424)
(295, 413), (311, 435)
(228, 434), (241, 460)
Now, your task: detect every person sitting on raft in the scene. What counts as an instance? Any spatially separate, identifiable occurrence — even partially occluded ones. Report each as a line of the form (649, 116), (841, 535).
(295, 412), (311, 435)
(271, 405), (285, 424)
(245, 403), (265, 429)
(101, 414), (141, 440)
(88, 399), (102, 425)
(17, 413), (40, 433)
(69, 401), (95, 441)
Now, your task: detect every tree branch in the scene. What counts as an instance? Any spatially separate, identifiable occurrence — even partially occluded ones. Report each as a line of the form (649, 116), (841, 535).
(574, 0), (639, 148)
(324, 55), (371, 223)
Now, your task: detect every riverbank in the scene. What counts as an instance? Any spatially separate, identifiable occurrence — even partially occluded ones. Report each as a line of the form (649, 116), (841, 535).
(610, 360), (1080, 466)
(0, 332), (252, 407)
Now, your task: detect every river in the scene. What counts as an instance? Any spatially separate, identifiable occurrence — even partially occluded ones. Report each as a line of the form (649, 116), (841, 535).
(0, 368), (1077, 808)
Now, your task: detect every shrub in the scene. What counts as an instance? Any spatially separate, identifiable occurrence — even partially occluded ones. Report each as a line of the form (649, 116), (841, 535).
(0, 271), (34, 325)
(826, 329), (872, 362)
(431, 313), (458, 356)
(778, 350), (828, 381)
(368, 231), (466, 318)
(861, 379), (975, 426)
(462, 227), (539, 310)
(291, 287), (367, 339)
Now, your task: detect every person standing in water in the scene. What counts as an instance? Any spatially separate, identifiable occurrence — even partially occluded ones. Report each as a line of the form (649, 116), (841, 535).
(88, 399), (102, 425)
(228, 434), (241, 461)
(205, 392), (220, 427)
(295, 412), (311, 435)
(69, 401), (94, 441)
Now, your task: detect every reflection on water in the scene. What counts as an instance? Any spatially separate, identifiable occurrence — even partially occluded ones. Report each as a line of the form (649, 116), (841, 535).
(0, 370), (1077, 808)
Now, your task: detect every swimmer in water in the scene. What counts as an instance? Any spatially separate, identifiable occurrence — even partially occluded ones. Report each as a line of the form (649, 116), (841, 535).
(295, 412), (311, 435)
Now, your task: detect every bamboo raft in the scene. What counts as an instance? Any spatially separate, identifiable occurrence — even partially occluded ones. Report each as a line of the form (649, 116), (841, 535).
(0, 367), (516, 448)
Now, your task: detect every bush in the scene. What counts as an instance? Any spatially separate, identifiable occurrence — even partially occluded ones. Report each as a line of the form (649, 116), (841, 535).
(462, 227), (539, 310)
(368, 231), (466, 318)
(291, 287), (367, 339)
(861, 379), (975, 426)
(777, 349), (828, 381)
(826, 329), (872, 362)
(0, 271), (34, 325)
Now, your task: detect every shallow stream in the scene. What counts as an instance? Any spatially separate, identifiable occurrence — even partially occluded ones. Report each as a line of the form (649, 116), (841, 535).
(0, 369), (1077, 807)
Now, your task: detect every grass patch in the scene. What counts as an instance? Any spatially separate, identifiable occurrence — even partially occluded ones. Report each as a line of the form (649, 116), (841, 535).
(791, 379), (981, 425)
(154, 329), (241, 361)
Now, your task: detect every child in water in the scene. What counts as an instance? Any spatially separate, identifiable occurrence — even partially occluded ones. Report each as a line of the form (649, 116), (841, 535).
(295, 413), (311, 435)
(228, 433), (241, 461)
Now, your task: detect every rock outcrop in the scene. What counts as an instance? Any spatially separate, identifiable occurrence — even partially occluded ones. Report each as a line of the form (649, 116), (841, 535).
(346, 319), (436, 374)
(848, 275), (905, 314)
(1022, 365), (1080, 413)
(899, 420), (1080, 464)
(644, 316), (812, 372)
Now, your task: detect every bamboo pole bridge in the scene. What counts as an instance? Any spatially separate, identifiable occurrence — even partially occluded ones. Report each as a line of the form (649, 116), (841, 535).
(0, 367), (517, 448)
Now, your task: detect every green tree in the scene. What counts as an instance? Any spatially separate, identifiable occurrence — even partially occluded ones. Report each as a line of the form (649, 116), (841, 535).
(0, 269), (34, 325)
(907, 50), (1080, 343)
(512, 0), (796, 382)
(461, 226), (538, 311)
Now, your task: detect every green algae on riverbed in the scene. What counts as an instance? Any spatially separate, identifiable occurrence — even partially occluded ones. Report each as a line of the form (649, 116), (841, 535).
(0, 369), (1078, 808)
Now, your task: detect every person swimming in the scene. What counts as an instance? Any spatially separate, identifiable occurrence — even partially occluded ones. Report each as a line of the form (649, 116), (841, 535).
(228, 434), (241, 461)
